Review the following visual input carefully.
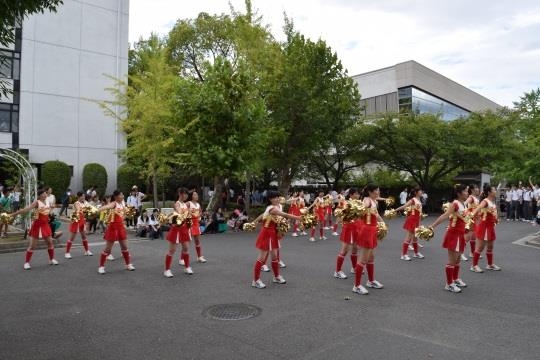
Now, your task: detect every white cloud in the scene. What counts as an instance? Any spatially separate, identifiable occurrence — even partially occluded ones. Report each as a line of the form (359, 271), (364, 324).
(129, 0), (540, 106)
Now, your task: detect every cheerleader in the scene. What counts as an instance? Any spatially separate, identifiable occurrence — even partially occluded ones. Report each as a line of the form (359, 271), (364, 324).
(428, 184), (469, 293)
(298, 191), (308, 236)
(324, 190), (334, 230)
(463, 184), (480, 261)
(164, 188), (192, 278)
(65, 191), (92, 259)
(333, 188), (360, 279)
(97, 190), (135, 274)
(187, 191), (206, 263)
(470, 185), (501, 273)
(252, 191), (300, 288)
(287, 191), (301, 237)
(331, 190), (347, 236)
(395, 187), (425, 260)
(352, 184), (386, 295)
(11, 189), (59, 269)
(309, 191), (327, 242)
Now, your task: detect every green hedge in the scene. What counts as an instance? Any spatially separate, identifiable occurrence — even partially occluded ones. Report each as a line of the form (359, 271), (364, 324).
(82, 163), (108, 195)
(117, 164), (142, 195)
(41, 161), (71, 202)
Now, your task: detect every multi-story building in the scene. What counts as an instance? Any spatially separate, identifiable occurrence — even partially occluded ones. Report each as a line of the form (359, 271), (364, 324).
(0, 0), (129, 193)
(352, 60), (500, 120)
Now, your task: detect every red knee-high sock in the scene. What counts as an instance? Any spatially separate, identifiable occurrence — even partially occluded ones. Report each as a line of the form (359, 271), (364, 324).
(66, 241), (73, 253)
(336, 253), (345, 272)
(99, 251), (109, 267)
(366, 262), (375, 282)
(82, 239), (89, 252)
(469, 240), (476, 254)
(350, 254), (358, 269)
(453, 264), (460, 281)
(25, 249), (33, 263)
(253, 259), (263, 281)
(310, 228), (315, 237)
(329, 218), (333, 226)
(445, 264), (455, 285)
(271, 259), (280, 277)
(412, 242), (419, 254)
(486, 251), (493, 265)
(319, 227), (323, 237)
(195, 245), (202, 258)
(402, 241), (409, 256)
(47, 247), (54, 260)
(165, 254), (172, 270)
(333, 223), (338, 232)
(121, 249), (130, 265)
(473, 251), (481, 266)
(182, 252), (190, 268)
(293, 223), (298, 232)
(354, 263), (365, 287)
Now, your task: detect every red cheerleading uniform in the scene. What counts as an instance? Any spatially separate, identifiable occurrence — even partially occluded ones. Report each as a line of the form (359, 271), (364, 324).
(442, 201), (467, 253)
(166, 201), (190, 244)
(255, 206), (281, 251)
(356, 199), (379, 249)
(288, 197), (301, 216)
(28, 200), (52, 239)
(314, 197), (326, 222)
(340, 218), (361, 245)
(103, 202), (127, 241)
(466, 196), (480, 234)
(475, 199), (497, 241)
(69, 201), (87, 233)
(403, 198), (422, 232)
(188, 201), (201, 236)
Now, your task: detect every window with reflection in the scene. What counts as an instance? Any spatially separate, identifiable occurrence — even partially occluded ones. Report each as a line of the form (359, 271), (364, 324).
(398, 86), (470, 120)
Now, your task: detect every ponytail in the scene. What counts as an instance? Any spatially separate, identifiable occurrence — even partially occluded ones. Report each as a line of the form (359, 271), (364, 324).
(346, 187), (358, 200)
(362, 183), (379, 198)
(451, 184), (468, 201)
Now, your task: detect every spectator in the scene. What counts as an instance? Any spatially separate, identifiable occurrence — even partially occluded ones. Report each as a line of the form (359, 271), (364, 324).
(204, 208), (226, 234)
(237, 194), (245, 208)
(399, 187), (409, 206)
(136, 209), (149, 237)
(523, 186), (533, 222)
(45, 186), (56, 213)
(505, 186), (513, 220)
(11, 185), (21, 212)
(126, 190), (139, 229)
(59, 188), (71, 216)
(510, 185), (519, 221)
(516, 182), (524, 220)
(148, 209), (161, 239)
(0, 188), (12, 237)
(87, 195), (99, 234)
(131, 185), (146, 215)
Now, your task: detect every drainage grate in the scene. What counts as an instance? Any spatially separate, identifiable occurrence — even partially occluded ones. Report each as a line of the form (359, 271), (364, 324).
(203, 303), (262, 321)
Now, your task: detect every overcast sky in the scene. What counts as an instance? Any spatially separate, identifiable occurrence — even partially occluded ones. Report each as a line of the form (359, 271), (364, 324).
(129, 0), (540, 107)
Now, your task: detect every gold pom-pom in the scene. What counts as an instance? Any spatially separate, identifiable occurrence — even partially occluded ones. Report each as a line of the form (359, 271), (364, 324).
(442, 202), (451, 212)
(464, 216), (474, 232)
(376, 222), (388, 241)
(124, 206), (137, 219)
(383, 209), (397, 219)
(385, 197), (395, 207)
(83, 205), (99, 220)
(170, 211), (192, 227)
(243, 222), (256, 231)
(300, 211), (318, 230)
(414, 226), (434, 241)
(158, 213), (169, 226)
(103, 209), (114, 225)
(70, 212), (80, 223)
(421, 213), (428, 219)
(276, 216), (290, 236)
(0, 212), (13, 224)
(279, 196), (287, 205)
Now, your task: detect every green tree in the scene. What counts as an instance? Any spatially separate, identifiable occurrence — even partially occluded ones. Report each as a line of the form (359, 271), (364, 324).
(41, 160), (70, 200)
(82, 163), (107, 195)
(117, 163), (143, 196)
(0, 0), (63, 99)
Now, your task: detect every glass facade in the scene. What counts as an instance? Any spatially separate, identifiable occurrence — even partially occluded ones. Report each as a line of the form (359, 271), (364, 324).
(398, 86), (470, 121)
(0, 18), (21, 136)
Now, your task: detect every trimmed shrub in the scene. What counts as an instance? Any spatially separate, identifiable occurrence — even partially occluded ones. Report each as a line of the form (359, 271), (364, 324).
(117, 164), (143, 195)
(82, 163), (108, 195)
(41, 161), (71, 202)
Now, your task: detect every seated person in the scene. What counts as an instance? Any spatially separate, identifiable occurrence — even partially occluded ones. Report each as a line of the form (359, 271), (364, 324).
(136, 209), (149, 237)
(148, 209), (161, 239)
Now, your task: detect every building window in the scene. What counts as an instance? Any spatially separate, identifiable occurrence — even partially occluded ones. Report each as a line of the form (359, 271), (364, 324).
(0, 103), (19, 132)
(398, 86), (470, 120)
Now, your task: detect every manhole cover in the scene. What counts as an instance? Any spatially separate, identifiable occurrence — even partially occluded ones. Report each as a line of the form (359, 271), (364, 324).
(203, 303), (262, 321)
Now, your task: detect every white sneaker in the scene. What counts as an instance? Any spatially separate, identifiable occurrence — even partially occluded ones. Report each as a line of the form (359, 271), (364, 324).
(324, 226), (331, 230)
(418, 242), (424, 248)
(320, 236), (327, 241)
(352, 285), (369, 295)
(261, 264), (270, 272)
(197, 256), (207, 263)
(454, 278), (467, 287)
(278, 260), (286, 268)
(107, 254), (115, 261)
(400, 255), (411, 261)
(23, 262), (31, 270)
(366, 280), (384, 289)
(333, 271), (348, 279)
(163, 269), (174, 278)
(291, 232), (298, 237)
(64, 253), (72, 259)
(445, 283), (462, 293)
(413, 252), (425, 259)
(350, 267), (356, 274)
(272, 275), (287, 284)
(84, 250), (93, 256)
(98, 266), (106, 274)
(251, 279), (266, 289)
(309, 237), (316, 242)
(486, 264), (501, 271)
(179, 259), (185, 266)
(460, 254), (468, 261)
(49, 259), (59, 265)
(408, 244), (414, 251)
(332, 232), (339, 236)
(301, 231), (308, 236)
(184, 267), (194, 275)
(470, 265), (484, 273)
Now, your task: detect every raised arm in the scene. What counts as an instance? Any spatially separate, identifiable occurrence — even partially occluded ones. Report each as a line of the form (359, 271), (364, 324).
(395, 199), (413, 212)
(11, 200), (38, 216)
(98, 202), (116, 212)
(269, 207), (301, 221)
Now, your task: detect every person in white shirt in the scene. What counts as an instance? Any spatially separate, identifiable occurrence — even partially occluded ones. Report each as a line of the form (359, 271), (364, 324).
(148, 209), (160, 239)
(516, 184), (524, 220)
(45, 187), (56, 215)
(126, 191), (139, 229)
(510, 185), (520, 220)
(136, 209), (149, 237)
(523, 186), (533, 221)
(505, 187), (513, 220)
(399, 188), (408, 206)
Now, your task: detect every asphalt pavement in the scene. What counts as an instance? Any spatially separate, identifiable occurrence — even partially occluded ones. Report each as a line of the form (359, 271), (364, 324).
(1, 217), (539, 360)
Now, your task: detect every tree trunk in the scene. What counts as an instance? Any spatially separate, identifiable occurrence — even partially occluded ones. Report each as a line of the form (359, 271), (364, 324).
(152, 170), (158, 208)
(208, 176), (224, 212)
(278, 168), (292, 196)
(245, 176), (251, 214)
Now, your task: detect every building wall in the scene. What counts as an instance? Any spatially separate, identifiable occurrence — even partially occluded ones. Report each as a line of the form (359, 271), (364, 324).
(12, 0), (128, 194)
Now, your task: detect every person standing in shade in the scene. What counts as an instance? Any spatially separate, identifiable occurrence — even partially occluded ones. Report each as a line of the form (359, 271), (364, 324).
(59, 188), (71, 217)
(11, 185), (21, 212)
(399, 187), (408, 215)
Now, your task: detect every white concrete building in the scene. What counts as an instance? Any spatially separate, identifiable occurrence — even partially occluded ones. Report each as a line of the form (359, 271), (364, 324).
(0, 0), (129, 194)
